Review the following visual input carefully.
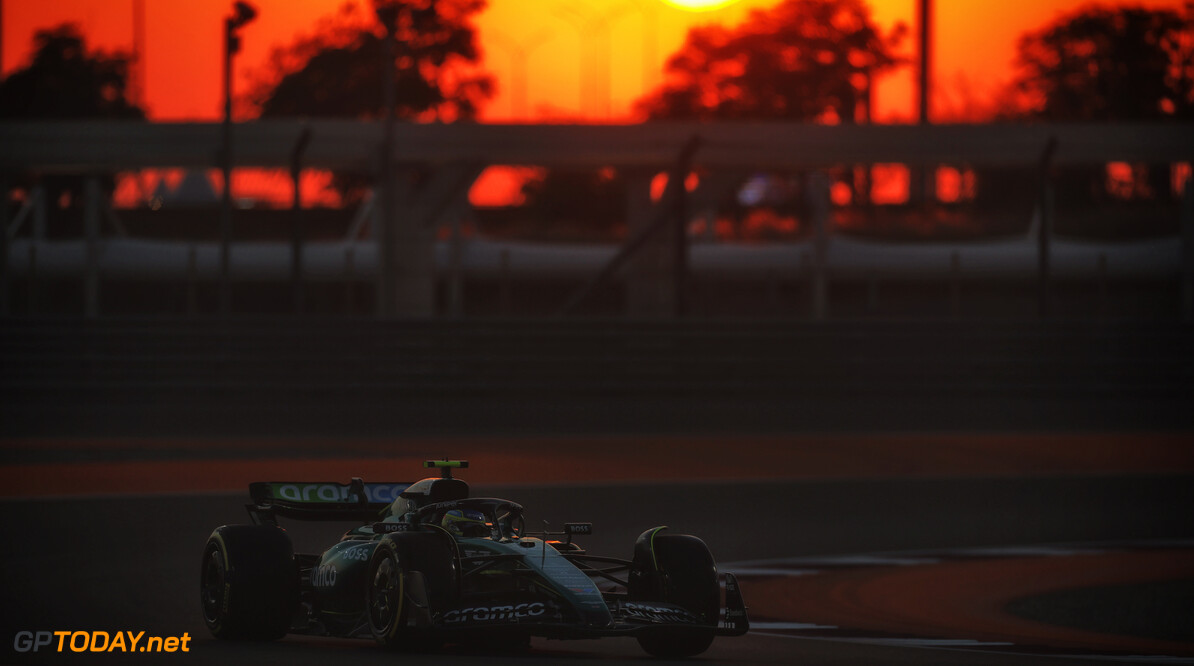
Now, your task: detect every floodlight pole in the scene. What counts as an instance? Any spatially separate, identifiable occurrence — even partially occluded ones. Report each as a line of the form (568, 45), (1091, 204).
(913, 0), (933, 206)
(132, 0), (146, 107)
(220, 2), (256, 317)
(0, 175), (8, 317)
(376, 5), (399, 317)
(917, 0), (931, 128)
(220, 17), (234, 316)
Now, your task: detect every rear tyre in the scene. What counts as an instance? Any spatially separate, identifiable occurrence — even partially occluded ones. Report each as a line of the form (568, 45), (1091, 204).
(201, 524), (298, 640)
(367, 532), (455, 650)
(633, 534), (719, 658)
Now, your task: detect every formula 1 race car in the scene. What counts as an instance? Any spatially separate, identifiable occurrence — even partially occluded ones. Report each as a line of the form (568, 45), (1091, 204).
(200, 460), (748, 657)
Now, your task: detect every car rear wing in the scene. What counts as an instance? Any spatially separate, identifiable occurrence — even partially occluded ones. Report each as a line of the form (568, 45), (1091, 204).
(246, 478), (410, 524)
(718, 573), (750, 636)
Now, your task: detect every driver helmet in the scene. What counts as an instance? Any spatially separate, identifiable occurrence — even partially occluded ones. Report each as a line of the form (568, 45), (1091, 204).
(442, 508), (490, 538)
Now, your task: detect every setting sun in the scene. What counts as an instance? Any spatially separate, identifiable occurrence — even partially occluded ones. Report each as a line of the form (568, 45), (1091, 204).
(659, 0), (743, 10)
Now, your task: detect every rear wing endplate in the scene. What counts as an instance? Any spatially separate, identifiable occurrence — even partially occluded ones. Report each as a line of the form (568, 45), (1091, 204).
(246, 478), (410, 524)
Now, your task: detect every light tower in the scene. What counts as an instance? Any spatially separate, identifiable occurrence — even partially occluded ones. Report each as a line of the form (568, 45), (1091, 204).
(219, 1), (257, 316)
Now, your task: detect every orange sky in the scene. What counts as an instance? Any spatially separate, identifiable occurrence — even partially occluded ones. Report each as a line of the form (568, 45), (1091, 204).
(4, 0), (1189, 124)
(3, 0), (1188, 210)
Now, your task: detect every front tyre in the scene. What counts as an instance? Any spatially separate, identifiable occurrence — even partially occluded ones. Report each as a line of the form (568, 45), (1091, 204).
(200, 525), (298, 640)
(633, 533), (719, 658)
(367, 538), (407, 645)
(367, 533), (455, 650)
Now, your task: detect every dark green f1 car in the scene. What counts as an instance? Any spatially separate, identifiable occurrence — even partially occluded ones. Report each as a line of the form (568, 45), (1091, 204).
(200, 460), (748, 657)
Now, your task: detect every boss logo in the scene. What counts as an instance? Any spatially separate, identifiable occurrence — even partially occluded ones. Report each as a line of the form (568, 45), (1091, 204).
(338, 545), (370, 562)
(564, 523), (592, 535)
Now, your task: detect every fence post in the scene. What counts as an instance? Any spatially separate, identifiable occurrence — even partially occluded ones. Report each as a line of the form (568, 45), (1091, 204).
(27, 243), (37, 314)
(290, 126), (311, 315)
(1037, 136), (1058, 319)
(499, 249), (511, 316)
(187, 244), (198, 317)
(866, 269), (879, 315)
(0, 176), (8, 317)
(807, 171), (831, 321)
(83, 176), (101, 319)
(345, 245), (356, 315)
(447, 216), (463, 318)
(950, 250), (961, 318)
(1097, 252), (1108, 319)
(1182, 170), (1193, 322)
(32, 184), (47, 241)
(28, 184), (46, 314)
(672, 158), (689, 319)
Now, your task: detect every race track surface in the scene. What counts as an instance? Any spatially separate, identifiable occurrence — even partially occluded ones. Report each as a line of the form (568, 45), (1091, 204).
(2, 456), (1193, 665)
(4, 319), (1192, 664)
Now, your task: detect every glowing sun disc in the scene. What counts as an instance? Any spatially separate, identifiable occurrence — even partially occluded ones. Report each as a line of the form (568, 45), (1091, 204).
(660, 0), (742, 11)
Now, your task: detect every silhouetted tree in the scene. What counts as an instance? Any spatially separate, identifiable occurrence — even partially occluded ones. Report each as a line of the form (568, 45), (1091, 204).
(638, 0), (904, 122)
(543, 0), (902, 238)
(517, 0), (903, 239)
(1010, 5), (1193, 208)
(253, 1), (493, 204)
(256, 0), (492, 121)
(1013, 5), (1193, 121)
(0, 24), (144, 234)
(0, 23), (144, 119)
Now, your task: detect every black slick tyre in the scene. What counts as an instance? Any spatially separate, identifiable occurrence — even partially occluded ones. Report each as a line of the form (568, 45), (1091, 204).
(634, 534), (719, 658)
(200, 524), (298, 640)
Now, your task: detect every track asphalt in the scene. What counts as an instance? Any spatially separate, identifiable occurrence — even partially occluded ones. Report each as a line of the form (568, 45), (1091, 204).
(2, 433), (1191, 664)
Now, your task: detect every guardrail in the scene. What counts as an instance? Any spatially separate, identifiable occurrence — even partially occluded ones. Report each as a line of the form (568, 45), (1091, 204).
(3, 121), (1193, 170)
(2, 120), (1191, 319)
